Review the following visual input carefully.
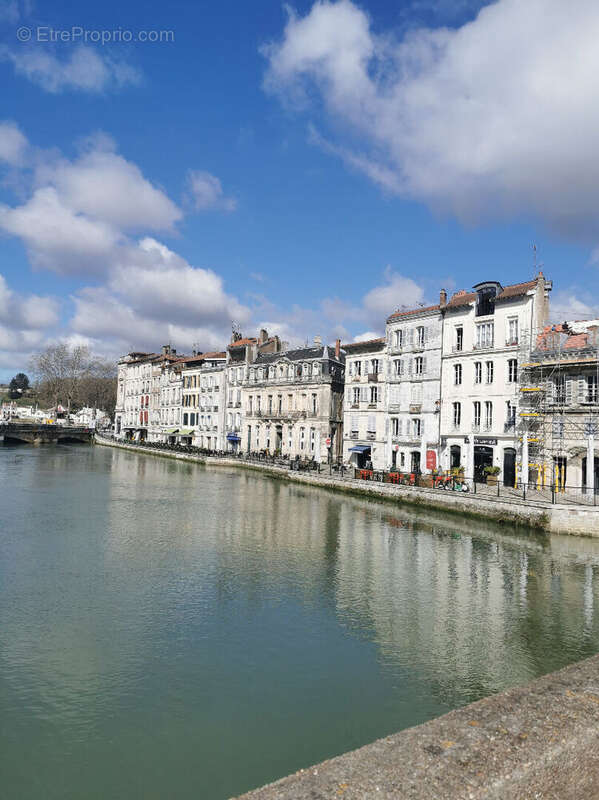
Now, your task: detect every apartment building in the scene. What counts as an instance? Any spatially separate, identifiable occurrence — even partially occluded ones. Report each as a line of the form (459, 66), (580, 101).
(440, 273), (551, 484)
(179, 352), (227, 449)
(242, 339), (345, 462)
(342, 338), (386, 469)
(385, 303), (443, 473)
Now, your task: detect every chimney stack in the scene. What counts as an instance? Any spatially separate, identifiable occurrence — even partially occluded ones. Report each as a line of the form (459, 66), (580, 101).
(439, 288), (447, 307)
(259, 328), (268, 344)
(314, 335), (322, 346)
(161, 344), (171, 356)
(335, 338), (341, 359)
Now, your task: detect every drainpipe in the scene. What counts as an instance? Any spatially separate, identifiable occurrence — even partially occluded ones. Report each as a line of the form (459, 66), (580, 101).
(587, 433), (595, 494)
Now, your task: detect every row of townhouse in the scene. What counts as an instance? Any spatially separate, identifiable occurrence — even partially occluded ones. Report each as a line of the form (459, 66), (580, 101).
(113, 270), (599, 489)
(342, 273), (554, 485)
(114, 330), (346, 461)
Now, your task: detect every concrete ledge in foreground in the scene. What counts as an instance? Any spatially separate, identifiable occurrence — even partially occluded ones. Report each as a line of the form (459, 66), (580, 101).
(233, 653), (599, 800)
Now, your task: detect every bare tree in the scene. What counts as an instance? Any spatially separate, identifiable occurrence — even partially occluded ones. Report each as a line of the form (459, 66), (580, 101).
(29, 343), (93, 415)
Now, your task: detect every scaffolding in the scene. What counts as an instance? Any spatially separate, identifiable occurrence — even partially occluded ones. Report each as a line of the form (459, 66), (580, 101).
(518, 326), (599, 492)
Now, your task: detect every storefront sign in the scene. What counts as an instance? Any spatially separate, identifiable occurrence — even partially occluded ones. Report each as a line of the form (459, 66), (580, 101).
(426, 450), (436, 470)
(474, 437), (498, 446)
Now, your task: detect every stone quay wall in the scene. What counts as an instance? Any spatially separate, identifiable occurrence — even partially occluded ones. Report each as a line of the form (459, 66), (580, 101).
(233, 653), (599, 800)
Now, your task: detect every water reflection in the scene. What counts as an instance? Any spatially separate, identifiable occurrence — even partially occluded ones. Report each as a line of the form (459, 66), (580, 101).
(0, 445), (598, 800)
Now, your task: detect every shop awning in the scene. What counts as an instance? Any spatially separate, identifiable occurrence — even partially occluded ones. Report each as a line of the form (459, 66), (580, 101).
(164, 428), (179, 434)
(177, 429), (194, 436)
(227, 433), (241, 442)
(349, 445), (371, 453)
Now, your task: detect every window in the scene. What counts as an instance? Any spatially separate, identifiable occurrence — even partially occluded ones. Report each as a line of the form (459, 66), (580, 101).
(587, 375), (598, 402)
(248, 396), (253, 414)
(311, 393), (317, 414)
(554, 376), (566, 403)
(413, 418), (422, 437)
(416, 326), (425, 347)
(475, 323), (494, 349)
(351, 415), (358, 436)
(268, 395), (273, 413)
(486, 361), (494, 384)
(552, 417), (565, 439)
(485, 401), (493, 429)
(255, 426), (260, 448)
(278, 394), (283, 413)
(454, 363), (462, 385)
(453, 402), (461, 429)
(394, 329), (403, 348)
(288, 394), (293, 410)
(369, 386), (379, 404)
(354, 361), (362, 376)
(367, 415), (376, 433)
(300, 427), (305, 450)
(352, 387), (360, 405)
(392, 418), (400, 436)
(508, 359), (518, 383)
(256, 396), (261, 412)
(474, 362), (482, 384)
(370, 359), (380, 374)
(507, 317), (519, 345)
(414, 356), (424, 376)
(476, 286), (497, 317)
(473, 401), (481, 429)
(310, 428), (315, 452)
(506, 401), (516, 429)
(394, 359), (403, 376)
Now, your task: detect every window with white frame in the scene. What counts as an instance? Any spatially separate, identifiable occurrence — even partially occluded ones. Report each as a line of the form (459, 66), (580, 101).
(352, 387), (360, 404)
(476, 323), (494, 349)
(486, 361), (494, 384)
(474, 362), (482, 384)
(453, 402), (461, 429)
(369, 386), (379, 404)
(485, 401), (493, 429)
(392, 418), (400, 436)
(413, 418), (422, 437)
(508, 359), (518, 383)
(414, 356), (424, 375)
(587, 375), (598, 402)
(394, 329), (403, 348)
(367, 415), (376, 433)
(454, 363), (462, 385)
(394, 359), (403, 376)
(455, 327), (463, 351)
(310, 428), (315, 452)
(416, 326), (425, 346)
(473, 401), (481, 429)
(300, 427), (305, 450)
(370, 358), (380, 374)
(507, 317), (519, 345)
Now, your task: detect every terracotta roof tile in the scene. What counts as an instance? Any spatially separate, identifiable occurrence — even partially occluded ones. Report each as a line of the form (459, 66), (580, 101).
(496, 280), (537, 300)
(228, 337), (257, 348)
(387, 304), (441, 320)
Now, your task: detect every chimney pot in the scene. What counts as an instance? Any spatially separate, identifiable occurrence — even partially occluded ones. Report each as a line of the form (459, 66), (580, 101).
(335, 338), (341, 359)
(439, 289), (447, 306)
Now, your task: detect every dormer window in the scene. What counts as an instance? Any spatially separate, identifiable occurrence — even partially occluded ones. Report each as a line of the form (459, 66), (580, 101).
(474, 282), (501, 317)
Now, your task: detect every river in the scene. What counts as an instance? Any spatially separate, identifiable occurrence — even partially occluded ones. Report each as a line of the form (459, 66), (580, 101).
(1, 443), (598, 799)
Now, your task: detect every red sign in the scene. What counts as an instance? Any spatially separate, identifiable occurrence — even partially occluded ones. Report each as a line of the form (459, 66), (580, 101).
(426, 450), (437, 471)
(325, 437), (331, 447)
(393, 444), (399, 452)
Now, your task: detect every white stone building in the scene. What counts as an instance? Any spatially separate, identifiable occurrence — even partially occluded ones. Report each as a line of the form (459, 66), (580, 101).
(385, 303), (443, 473)
(241, 339), (345, 462)
(342, 338), (387, 469)
(440, 274), (552, 484)
(179, 352), (227, 450)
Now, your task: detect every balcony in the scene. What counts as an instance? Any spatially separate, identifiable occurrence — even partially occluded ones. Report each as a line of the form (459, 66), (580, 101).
(504, 419), (516, 432)
(368, 373), (378, 383)
(350, 431), (359, 439)
(505, 339), (519, 347)
(473, 340), (494, 351)
(366, 432), (376, 440)
(409, 403), (422, 414)
(451, 344), (464, 353)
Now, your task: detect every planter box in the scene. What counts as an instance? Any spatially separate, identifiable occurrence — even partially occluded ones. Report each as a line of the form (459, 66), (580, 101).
(486, 475), (499, 486)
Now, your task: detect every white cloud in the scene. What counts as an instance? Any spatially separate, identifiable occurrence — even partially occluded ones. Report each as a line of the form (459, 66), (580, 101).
(0, 134), (182, 275)
(550, 289), (599, 322)
(0, 120), (27, 165)
(265, 0), (599, 242)
(0, 273), (59, 361)
(353, 330), (379, 342)
(0, 45), (142, 93)
(187, 170), (237, 212)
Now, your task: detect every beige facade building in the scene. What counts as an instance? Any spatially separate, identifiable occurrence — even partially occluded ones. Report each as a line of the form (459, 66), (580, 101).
(241, 338), (345, 462)
(179, 352), (227, 449)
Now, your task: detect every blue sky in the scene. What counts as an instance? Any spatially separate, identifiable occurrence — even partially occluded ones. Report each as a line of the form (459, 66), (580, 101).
(1, 0), (599, 380)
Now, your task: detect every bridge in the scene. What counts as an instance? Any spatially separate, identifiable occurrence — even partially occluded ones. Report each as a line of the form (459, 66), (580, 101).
(0, 423), (94, 445)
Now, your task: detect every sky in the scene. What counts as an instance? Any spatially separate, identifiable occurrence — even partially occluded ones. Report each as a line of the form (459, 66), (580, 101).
(1, 0), (599, 380)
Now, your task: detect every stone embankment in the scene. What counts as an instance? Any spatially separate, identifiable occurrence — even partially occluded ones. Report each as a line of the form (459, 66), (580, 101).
(94, 436), (599, 537)
(233, 653), (599, 800)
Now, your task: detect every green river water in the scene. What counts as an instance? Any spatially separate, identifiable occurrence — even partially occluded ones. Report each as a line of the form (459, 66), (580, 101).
(1, 443), (598, 799)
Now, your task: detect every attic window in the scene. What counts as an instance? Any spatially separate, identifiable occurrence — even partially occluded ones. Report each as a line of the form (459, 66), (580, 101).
(476, 286), (497, 317)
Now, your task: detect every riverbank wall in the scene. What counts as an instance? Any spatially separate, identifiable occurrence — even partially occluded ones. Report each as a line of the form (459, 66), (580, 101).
(94, 436), (599, 537)
(233, 652), (599, 800)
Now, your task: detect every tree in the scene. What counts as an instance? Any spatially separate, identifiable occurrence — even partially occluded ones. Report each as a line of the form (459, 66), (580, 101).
(28, 343), (117, 418)
(8, 372), (30, 399)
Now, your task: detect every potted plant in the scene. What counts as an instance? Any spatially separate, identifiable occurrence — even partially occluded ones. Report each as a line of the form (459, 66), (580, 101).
(484, 465), (501, 485)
